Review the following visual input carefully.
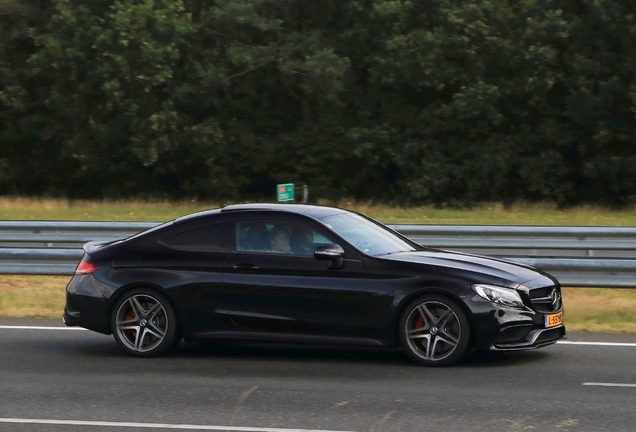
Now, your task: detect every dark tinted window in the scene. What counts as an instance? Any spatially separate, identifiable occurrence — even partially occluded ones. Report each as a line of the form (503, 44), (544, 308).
(237, 220), (334, 255)
(159, 222), (235, 253)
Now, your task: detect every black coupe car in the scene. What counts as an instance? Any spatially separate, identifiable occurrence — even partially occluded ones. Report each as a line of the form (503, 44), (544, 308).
(64, 203), (565, 366)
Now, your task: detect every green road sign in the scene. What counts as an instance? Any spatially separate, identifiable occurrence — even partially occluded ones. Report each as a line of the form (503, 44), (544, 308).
(277, 183), (295, 202)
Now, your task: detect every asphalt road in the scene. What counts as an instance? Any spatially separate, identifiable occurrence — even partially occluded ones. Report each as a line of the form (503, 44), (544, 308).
(1, 318), (635, 432)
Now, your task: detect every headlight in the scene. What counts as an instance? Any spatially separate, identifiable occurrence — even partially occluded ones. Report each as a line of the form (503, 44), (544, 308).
(472, 284), (524, 308)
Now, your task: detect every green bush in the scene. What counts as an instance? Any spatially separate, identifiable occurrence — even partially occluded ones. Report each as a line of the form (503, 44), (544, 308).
(2, 0), (636, 206)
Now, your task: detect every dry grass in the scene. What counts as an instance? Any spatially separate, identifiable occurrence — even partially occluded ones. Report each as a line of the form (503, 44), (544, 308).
(562, 288), (636, 333)
(0, 275), (634, 333)
(0, 275), (69, 318)
(2, 197), (636, 225)
(332, 200), (636, 226)
(0, 197), (218, 221)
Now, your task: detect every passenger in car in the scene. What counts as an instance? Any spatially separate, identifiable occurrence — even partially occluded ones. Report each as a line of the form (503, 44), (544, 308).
(269, 224), (291, 253)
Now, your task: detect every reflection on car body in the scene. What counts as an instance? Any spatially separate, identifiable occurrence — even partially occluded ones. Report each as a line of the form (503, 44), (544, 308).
(64, 203), (565, 366)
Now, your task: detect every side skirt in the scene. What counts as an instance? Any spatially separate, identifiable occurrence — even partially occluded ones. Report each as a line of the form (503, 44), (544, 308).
(190, 330), (391, 347)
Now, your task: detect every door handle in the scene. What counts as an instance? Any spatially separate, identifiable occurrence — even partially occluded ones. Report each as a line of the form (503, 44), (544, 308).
(233, 263), (259, 272)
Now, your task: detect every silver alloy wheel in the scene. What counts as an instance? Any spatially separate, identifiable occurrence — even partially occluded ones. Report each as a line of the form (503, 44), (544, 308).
(115, 294), (168, 353)
(404, 300), (461, 362)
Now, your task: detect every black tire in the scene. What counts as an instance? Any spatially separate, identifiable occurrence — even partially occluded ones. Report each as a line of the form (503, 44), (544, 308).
(111, 288), (179, 357)
(399, 294), (471, 366)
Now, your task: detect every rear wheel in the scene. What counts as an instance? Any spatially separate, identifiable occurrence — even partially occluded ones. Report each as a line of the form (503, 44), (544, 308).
(111, 288), (179, 357)
(399, 295), (471, 366)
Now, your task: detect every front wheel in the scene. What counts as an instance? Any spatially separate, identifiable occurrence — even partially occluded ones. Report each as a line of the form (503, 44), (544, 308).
(399, 295), (471, 366)
(111, 288), (179, 357)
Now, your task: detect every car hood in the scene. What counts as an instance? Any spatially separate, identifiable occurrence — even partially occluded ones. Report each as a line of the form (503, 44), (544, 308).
(378, 249), (555, 287)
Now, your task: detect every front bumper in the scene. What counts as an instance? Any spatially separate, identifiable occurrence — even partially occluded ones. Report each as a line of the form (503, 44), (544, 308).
(466, 294), (565, 351)
(490, 325), (565, 351)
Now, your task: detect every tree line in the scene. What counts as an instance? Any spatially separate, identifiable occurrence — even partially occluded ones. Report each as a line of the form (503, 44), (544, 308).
(2, 0), (636, 207)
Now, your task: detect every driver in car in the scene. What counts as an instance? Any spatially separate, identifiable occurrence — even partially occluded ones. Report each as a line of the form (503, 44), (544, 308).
(291, 226), (315, 255)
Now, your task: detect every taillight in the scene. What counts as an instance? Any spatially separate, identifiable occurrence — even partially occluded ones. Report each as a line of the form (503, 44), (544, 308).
(75, 260), (98, 275)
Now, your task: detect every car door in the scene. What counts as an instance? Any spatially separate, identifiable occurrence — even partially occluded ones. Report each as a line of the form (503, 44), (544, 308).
(221, 218), (378, 342)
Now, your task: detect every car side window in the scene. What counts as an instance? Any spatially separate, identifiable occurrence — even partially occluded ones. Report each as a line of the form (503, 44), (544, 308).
(159, 222), (235, 253)
(237, 221), (334, 256)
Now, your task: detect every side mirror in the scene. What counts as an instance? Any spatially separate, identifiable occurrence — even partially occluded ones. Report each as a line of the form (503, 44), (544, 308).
(314, 244), (345, 269)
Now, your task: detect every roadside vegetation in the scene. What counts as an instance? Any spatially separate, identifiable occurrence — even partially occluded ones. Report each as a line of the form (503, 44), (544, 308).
(0, 275), (66, 319)
(2, 197), (636, 226)
(4, 1), (636, 208)
(563, 288), (636, 334)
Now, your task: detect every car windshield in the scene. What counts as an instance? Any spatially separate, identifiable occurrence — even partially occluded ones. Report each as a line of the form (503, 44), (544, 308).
(319, 213), (419, 256)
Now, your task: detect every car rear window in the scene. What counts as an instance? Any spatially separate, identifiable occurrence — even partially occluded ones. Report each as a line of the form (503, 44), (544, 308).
(158, 222), (235, 253)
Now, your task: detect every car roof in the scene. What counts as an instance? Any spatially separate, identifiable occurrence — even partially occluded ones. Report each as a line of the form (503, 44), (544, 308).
(174, 203), (347, 223)
(222, 203), (342, 215)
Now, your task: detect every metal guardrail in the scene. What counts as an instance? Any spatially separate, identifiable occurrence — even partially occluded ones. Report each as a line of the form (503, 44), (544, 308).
(1, 222), (635, 287)
(0, 221), (156, 248)
(389, 225), (636, 257)
(0, 221), (156, 275)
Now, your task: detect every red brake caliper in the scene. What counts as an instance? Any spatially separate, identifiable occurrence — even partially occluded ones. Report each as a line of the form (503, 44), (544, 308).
(414, 315), (425, 332)
(125, 312), (135, 334)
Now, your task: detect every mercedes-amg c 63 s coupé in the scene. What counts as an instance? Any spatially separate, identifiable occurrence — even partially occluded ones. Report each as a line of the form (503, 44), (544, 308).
(64, 204), (565, 366)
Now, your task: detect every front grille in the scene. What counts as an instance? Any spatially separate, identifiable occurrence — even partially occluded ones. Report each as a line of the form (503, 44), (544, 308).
(528, 286), (562, 313)
(495, 325), (533, 343)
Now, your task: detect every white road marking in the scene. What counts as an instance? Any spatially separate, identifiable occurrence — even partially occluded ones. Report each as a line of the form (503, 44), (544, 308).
(0, 418), (354, 432)
(0, 325), (86, 331)
(557, 341), (636, 347)
(583, 383), (636, 388)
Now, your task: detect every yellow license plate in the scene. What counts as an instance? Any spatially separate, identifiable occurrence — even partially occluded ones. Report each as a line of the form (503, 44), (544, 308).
(545, 311), (563, 328)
